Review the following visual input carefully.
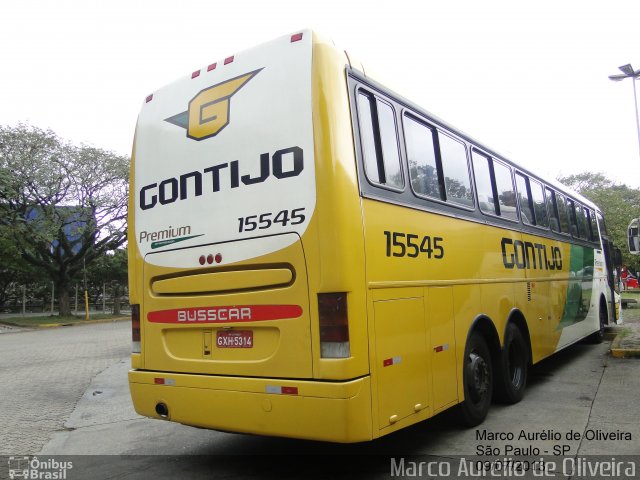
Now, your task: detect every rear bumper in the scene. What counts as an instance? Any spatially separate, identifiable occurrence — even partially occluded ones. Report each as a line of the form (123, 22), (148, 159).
(129, 370), (373, 443)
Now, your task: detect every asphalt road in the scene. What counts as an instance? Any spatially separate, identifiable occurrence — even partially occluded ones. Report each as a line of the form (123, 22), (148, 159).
(1, 320), (639, 479)
(0, 321), (130, 455)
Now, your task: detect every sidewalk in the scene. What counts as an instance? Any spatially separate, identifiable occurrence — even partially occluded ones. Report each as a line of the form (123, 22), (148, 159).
(0, 311), (130, 331)
(0, 323), (25, 334)
(609, 298), (640, 358)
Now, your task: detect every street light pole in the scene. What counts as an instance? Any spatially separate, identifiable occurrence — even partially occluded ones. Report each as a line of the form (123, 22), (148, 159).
(609, 63), (640, 158)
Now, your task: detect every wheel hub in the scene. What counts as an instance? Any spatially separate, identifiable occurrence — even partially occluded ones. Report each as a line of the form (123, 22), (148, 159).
(468, 352), (489, 402)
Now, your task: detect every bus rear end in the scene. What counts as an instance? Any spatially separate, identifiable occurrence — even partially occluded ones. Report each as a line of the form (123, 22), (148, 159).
(128, 31), (372, 442)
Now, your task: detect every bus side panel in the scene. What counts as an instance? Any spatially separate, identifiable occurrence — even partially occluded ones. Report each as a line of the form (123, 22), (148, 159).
(371, 290), (428, 429)
(427, 287), (458, 413)
(128, 141), (144, 370)
(553, 243), (601, 350)
(308, 35), (370, 381)
(509, 232), (603, 359)
(525, 279), (552, 363)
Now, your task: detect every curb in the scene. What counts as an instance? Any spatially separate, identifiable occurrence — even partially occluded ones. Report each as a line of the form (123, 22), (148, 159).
(0, 316), (130, 329)
(610, 328), (640, 358)
(38, 316), (130, 328)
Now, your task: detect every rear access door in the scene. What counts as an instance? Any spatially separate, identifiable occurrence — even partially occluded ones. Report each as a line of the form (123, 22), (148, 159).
(142, 235), (312, 378)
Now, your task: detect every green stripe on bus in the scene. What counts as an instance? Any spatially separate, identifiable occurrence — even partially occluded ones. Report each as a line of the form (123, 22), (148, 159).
(558, 245), (595, 329)
(151, 234), (203, 249)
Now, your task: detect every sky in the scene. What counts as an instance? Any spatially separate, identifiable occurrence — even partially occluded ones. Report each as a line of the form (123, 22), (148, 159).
(2, 0), (640, 187)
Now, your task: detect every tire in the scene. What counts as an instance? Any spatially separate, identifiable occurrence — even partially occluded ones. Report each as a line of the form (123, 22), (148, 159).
(458, 332), (493, 427)
(587, 302), (607, 344)
(495, 323), (528, 404)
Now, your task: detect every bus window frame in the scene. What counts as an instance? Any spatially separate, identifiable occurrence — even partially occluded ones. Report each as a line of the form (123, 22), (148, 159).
(349, 73), (480, 219)
(546, 187), (562, 234)
(402, 112), (445, 202)
(573, 201), (590, 241)
(348, 68), (603, 249)
(355, 87), (405, 193)
(597, 211), (608, 237)
(514, 172), (535, 227)
(587, 209), (599, 242)
(566, 198), (580, 238)
(401, 111), (476, 211)
(515, 172), (552, 232)
(492, 157), (519, 222)
(555, 192), (571, 236)
(471, 148), (519, 224)
(437, 129), (476, 209)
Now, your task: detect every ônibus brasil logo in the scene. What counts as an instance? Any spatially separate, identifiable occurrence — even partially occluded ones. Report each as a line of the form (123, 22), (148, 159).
(8, 456), (73, 479)
(165, 69), (262, 141)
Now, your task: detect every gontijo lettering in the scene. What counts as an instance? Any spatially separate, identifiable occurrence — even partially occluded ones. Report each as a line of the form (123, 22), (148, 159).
(138, 146), (303, 211)
(501, 237), (562, 270)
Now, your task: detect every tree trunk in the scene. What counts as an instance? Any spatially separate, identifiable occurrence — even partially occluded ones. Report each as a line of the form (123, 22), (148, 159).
(112, 284), (121, 315)
(57, 282), (72, 316)
(113, 298), (121, 315)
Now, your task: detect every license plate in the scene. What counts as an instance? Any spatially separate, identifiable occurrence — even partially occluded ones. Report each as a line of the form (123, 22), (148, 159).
(216, 330), (253, 348)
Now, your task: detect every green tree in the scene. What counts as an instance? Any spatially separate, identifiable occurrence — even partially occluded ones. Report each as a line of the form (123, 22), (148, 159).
(85, 248), (128, 314)
(0, 124), (128, 316)
(0, 230), (42, 308)
(558, 171), (640, 271)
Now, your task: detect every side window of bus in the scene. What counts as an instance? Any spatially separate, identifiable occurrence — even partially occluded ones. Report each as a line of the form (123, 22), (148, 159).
(576, 204), (590, 240)
(515, 173), (534, 225)
(472, 151), (496, 215)
(403, 115), (441, 199)
(546, 188), (561, 232)
(556, 193), (571, 234)
(357, 91), (404, 190)
(492, 160), (518, 221)
(438, 132), (474, 207)
(597, 211), (608, 237)
(472, 152), (517, 221)
(566, 199), (580, 237)
(588, 209), (599, 241)
(530, 179), (549, 228)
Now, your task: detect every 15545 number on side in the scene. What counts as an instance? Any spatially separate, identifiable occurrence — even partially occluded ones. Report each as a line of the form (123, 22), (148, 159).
(238, 208), (306, 233)
(383, 231), (444, 259)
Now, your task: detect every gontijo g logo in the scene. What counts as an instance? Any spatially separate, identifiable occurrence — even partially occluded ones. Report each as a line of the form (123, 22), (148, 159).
(165, 69), (263, 141)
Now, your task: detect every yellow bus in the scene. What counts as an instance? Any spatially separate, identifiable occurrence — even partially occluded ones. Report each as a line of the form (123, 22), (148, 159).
(128, 30), (621, 442)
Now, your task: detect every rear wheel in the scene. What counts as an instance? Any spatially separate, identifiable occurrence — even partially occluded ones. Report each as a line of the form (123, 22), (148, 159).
(587, 302), (607, 344)
(458, 332), (493, 426)
(495, 323), (528, 404)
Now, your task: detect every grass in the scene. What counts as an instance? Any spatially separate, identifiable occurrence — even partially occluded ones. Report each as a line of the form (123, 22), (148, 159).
(621, 290), (640, 298)
(1, 313), (128, 327)
(618, 328), (632, 339)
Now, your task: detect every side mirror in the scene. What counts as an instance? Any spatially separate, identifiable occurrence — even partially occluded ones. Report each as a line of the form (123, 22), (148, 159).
(628, 218), (640, 254)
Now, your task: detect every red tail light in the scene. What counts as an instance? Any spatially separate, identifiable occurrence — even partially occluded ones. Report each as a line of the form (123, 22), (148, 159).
(131, 304), (141, 353)
(318, 293), (350, 358)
